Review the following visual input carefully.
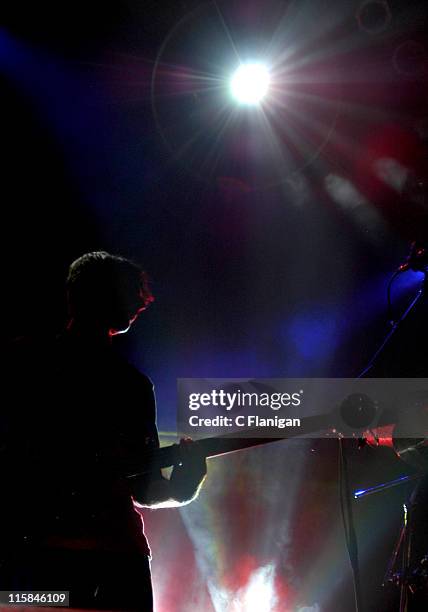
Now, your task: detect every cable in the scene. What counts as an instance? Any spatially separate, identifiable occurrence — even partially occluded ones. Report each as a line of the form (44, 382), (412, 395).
(387, 268), (404, 326)
(358, 275), (424, 378)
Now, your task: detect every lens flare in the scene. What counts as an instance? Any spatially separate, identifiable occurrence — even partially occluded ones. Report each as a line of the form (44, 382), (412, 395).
(230, 63), (270, 105)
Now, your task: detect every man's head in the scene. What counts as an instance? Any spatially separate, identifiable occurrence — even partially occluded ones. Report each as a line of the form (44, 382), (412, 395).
(66, 251), (153, 336)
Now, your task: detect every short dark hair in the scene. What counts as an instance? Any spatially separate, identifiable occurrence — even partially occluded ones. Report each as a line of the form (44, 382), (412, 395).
(66, 251), (153, 316)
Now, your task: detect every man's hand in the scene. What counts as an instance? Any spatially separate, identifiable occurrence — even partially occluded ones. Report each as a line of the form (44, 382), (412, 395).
(169, 438), (207, 503)
(132, 438), (207, 508)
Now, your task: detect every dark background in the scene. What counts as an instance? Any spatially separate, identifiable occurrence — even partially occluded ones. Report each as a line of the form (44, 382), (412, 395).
(1, 1), (427, 610)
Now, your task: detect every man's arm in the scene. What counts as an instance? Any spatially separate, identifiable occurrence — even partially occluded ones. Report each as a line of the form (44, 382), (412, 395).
(130, 376), (207, 508)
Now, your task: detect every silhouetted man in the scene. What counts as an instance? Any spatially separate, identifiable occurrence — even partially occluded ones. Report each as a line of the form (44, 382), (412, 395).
(1, 251), (206, 611)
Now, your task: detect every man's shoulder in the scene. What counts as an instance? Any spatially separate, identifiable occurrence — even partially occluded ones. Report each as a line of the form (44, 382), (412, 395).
(114, 356), (155, 399)
(118, 358), (153, 385)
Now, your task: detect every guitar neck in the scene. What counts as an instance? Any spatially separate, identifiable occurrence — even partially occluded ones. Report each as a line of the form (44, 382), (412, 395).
(127, 412), (332, 477)
(196, 412), (332, 457)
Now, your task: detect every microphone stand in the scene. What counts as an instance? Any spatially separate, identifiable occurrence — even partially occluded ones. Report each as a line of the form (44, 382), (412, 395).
(354, 475), (427, 611)
(356, 241), (428, 608)
(384, 482), (423, 612)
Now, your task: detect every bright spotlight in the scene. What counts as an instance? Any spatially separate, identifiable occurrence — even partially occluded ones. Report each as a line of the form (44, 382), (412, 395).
(230, 62), (270, 105)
